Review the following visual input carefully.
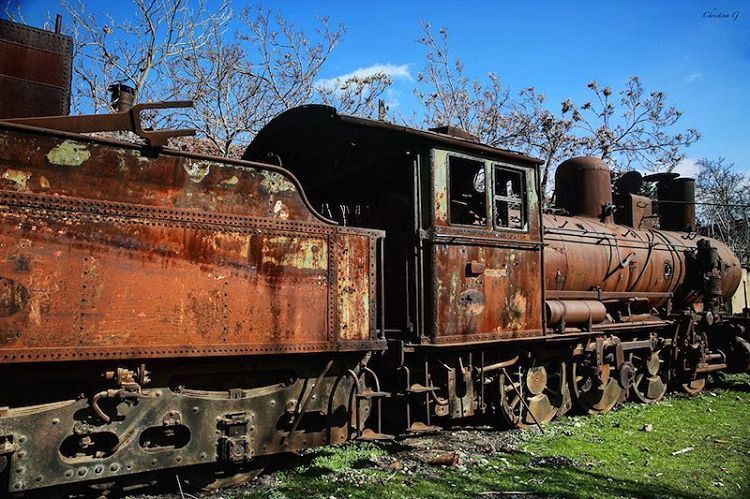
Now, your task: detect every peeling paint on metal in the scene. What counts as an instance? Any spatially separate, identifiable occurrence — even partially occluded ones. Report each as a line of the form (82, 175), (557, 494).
(432, 150), (449, 223)
(221, 175), (239, 186)
(458, 289), (485, 315)
(1, 169), (32, 191)
(506, 290), (527, 330)
(260, 170), (296, 193)
(183, 160), (212, 183)
(273, 200), (289, 220)
(261, 236), (328, 270)
(0, 276), (29, 318)
(46, 140), (91, 166)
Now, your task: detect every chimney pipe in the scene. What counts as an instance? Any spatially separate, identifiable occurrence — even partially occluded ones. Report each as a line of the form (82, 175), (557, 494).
(656, 177), (696, 232)
(108, 83), (135, 113)
(554, 156), (614, 222)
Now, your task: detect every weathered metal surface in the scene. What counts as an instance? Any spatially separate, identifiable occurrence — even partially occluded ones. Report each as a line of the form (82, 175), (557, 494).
(546, 299), (607, 325)
(428, 149), (544, 342)
(6, 100), (196, 148)
(335, 232), (375, 341)
(0, 356), (368, 493)
(656, 176), (696, 232)
(0, 123), (384, 363)
(0, 19), (73, 119)
(543, 213), (741, 307)
(614, 193), (654, 230)
(554, 157), (613, 222)
(431, 244), (543, 341)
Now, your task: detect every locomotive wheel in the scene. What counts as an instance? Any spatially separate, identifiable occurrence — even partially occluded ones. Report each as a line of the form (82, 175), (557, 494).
(630, 350), (668, 403)
(571, 360), (622, 414)
(498, 359), (568, 428)
(679, 374), (707, 396)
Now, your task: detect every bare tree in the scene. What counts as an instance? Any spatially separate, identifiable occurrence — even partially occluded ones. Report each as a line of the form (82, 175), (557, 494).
(414, 24), (701, 196)
(414, 23), (577, 196)
(317, 73), (392, 119)
(511, 88), (579, 197)
(414, 23), (516, 145)
(1, 1), (25, 23)
(165, 5), (391, 157)
(696, 158), (750, 264)
(564, 77), (701, 173)
(61, 0), (231, 114)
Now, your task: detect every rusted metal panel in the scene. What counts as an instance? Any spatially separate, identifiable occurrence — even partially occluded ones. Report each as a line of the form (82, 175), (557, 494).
(543, 213), (742, 306)
(0, 19), (73, 119)
(428, 148), (544, 342)
(335, 232), (375, 341)
(0, 355), (368, 493)
(0, 123), (384, 362)
(431, 244), (543, 342)
(554, 157), (613, 222)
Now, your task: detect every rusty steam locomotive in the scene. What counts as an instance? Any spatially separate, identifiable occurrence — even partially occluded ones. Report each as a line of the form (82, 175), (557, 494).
(0, 18), (748, 497)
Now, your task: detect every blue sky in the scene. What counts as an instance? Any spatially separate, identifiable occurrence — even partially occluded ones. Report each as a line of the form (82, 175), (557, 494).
(14, 0), (750, 174)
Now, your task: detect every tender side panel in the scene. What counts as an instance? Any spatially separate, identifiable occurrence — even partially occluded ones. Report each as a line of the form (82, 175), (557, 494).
(0, 127), (381, 362)
(335, 232), (375, 342)
(0, 130), (318, 221)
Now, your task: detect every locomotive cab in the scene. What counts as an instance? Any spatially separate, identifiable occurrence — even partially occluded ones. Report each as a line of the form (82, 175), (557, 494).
(244, 105), (545, 345)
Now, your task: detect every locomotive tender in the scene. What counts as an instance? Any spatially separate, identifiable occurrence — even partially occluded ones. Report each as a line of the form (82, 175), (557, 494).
(0, 19), (749, 498)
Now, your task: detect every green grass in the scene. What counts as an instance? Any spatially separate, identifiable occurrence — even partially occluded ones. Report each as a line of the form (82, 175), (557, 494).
(236, 374), (750, 499)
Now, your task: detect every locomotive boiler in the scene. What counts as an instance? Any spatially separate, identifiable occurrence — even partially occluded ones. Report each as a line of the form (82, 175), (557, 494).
(0, 18), (749, 497)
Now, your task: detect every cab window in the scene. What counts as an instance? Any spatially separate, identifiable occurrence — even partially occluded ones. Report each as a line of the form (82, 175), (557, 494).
(449, 156), (487, 226)
(493, 165), (526, 230)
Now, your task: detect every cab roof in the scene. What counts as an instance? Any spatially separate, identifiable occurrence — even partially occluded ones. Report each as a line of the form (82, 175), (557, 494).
(243, 104), (543, 166)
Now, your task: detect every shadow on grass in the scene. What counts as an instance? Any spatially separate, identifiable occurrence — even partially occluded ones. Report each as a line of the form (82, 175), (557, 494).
(709, 373), (750, 392)
(258, 449), (716, 498)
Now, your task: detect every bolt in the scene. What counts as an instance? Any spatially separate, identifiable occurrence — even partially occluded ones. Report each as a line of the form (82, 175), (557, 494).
(192, 406), (199, 413)
(77, 468), (87, 477)
(65, 470), (74, 478)
(94, 465), (103, 474)
(35, 475), (42, 482)
(17, 451), (24, 458)
(52, 418), (60, 425)
(18, 436), (25, 443)
(199, 452), (207, 460)
(110, 463), (120, 472)
(13, 483), (20, 490)
(175, 455), (182, 463)
(151, 459), (157, 466)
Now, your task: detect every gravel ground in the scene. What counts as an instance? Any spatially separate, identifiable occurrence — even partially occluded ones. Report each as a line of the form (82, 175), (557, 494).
(126, 426), (532, 499)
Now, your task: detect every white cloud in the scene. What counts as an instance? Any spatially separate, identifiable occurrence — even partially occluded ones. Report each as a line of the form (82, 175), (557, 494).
(674, 157), (699, 177)
(316, 63), (412, 90)
(684, 72), (702, 83)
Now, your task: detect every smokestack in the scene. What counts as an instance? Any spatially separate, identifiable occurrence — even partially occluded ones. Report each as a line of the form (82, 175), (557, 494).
(108, 83), (135, 113)
(554, 156), (614, 222)
(656, 176), (696, 232)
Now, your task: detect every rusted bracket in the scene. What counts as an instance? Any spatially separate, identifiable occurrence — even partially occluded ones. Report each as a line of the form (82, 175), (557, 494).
(3, 101), (196, 148)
